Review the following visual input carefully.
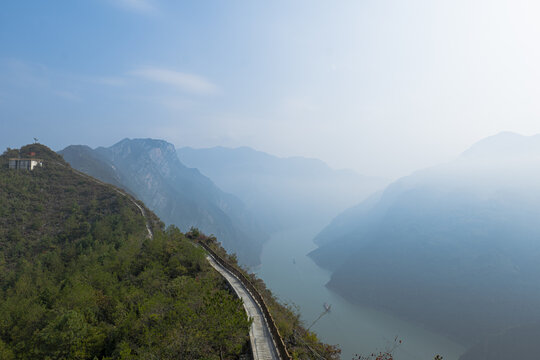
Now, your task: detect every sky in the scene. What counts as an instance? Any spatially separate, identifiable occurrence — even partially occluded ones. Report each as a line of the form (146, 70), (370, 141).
(2, 0), (540, 179)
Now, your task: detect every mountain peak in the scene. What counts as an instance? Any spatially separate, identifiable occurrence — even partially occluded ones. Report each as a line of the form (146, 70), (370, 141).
(106, 138), (178, 165)
(461, 131), (540, 159)
(112, 138), (176, 151)
(61, 139), (266, 266)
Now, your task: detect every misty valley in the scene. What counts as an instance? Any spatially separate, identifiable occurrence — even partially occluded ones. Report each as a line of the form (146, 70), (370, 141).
(24, 132), (539, 359)
(4, 2), (540, 358)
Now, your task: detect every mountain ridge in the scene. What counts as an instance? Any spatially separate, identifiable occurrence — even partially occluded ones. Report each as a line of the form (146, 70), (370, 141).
(177, 145), (386, 233)
(309, 132), (540, 352)
(0, 143), (254, 359)
(60, 138), (267, 266)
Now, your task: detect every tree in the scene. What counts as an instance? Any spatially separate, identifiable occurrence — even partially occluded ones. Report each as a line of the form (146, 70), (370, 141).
(203, 291), (252, 359)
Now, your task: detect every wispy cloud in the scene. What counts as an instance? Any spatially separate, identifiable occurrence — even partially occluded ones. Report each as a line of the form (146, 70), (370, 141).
(131, 67), (218, 95)
(110, 0), (157, 14)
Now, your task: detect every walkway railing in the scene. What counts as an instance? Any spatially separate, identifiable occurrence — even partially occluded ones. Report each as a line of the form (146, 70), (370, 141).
(197, 241), (292, 360)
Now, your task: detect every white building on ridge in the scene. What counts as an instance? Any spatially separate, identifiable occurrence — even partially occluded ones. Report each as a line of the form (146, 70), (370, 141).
(9, 158), (43, 170)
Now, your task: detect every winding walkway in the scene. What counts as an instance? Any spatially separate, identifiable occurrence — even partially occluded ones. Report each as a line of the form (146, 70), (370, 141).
(206, 253), (280, 360)
(66, 163), (279, 359)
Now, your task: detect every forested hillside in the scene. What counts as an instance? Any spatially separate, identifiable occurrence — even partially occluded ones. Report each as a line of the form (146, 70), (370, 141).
(60, 139), (267, 266)
(0, 144), (251, 359)
(191, 230), (341, 360)
(309, 132), (540, 351)
(1, 143), (341, 360)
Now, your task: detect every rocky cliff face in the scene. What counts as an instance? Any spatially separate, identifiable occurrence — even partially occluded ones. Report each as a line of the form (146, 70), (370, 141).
(60, 138), (267, 266)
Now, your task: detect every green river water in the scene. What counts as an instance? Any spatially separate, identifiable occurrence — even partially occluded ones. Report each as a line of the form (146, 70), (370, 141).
(254, 226), (466, 360)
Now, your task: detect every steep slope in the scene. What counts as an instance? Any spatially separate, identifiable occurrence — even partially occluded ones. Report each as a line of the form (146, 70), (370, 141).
(0, 144), (251, 359)
(56, 144), (125, 190)
(309, 132), (540, 347)
(177, 146), (385, 232)
(60, 139), (266, 266)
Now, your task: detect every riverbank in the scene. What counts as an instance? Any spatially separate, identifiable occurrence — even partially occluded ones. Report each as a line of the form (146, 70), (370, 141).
(254, 226), (465, 360)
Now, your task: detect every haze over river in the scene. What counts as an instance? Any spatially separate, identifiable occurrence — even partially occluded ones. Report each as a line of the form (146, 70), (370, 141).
(254, 226), (466, 360)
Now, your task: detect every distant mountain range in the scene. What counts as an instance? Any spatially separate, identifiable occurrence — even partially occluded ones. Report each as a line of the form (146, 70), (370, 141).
(60, 139), (267, 266)
(61, 140), (384, 265)
(178, 146), (385, 232)
(309, 132), (540, 356)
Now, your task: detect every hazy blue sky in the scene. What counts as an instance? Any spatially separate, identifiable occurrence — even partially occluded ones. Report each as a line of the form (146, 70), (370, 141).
(2, 0), (540, 178)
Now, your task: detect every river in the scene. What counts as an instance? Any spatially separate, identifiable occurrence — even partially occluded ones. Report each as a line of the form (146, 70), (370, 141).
(254, 226), (466, 360)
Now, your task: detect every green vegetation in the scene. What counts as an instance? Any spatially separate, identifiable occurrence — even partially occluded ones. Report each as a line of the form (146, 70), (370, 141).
(59, 139), (267, 267)
(190, 230), (341, 360)
(0, 143), (342, 359)
(0, 144), (250, 359)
